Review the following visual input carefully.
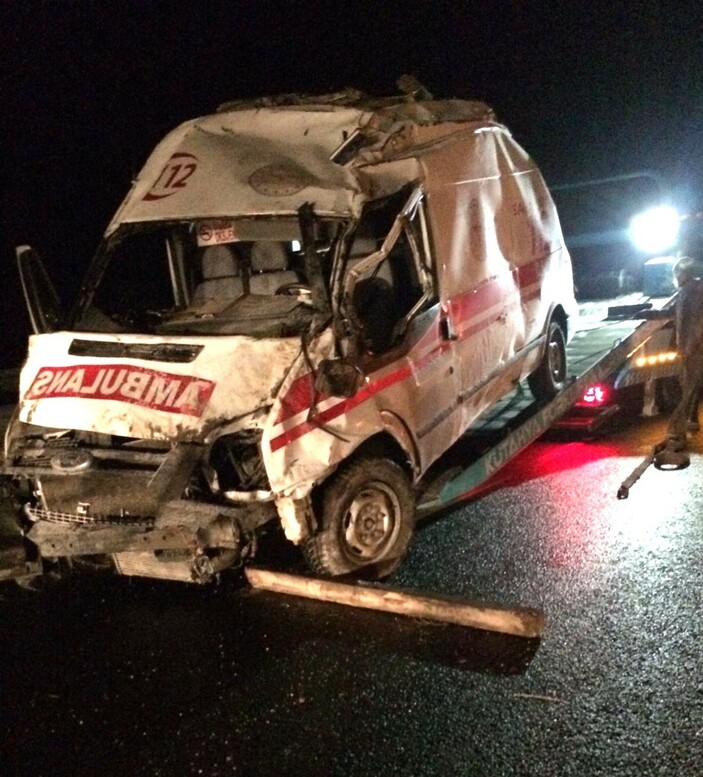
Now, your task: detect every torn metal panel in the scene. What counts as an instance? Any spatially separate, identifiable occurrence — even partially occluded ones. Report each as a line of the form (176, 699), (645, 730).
(106, 96), (496, 236)
(106, 107), (368, 233)
(259, 328), (420, 498)
(261, 325), (447, 494)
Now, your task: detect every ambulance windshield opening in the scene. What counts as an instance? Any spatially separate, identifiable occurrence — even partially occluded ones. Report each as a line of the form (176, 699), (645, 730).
(72, 218), (342, 338)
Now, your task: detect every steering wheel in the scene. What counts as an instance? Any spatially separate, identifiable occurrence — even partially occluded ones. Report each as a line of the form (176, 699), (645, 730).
(275, 282), (311, 296)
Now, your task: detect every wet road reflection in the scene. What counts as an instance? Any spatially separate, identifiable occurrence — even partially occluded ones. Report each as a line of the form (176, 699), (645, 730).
(1, 414), (701, 775)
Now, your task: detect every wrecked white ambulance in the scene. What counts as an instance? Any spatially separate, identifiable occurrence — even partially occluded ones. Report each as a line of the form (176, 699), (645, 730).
(4, 88), (577, 583)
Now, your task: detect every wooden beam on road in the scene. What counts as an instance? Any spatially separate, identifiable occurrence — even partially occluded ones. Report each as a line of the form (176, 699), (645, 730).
(245, 567), (545, 639)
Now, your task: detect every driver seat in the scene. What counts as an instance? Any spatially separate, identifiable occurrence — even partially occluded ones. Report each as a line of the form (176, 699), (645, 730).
(249, 242), (298, 294)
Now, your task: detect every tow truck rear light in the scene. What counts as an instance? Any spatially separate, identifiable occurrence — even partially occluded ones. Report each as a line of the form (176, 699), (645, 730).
(576, 384), (609, 407)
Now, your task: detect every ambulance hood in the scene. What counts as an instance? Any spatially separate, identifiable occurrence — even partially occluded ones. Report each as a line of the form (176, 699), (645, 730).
(17, 331), (303, 441)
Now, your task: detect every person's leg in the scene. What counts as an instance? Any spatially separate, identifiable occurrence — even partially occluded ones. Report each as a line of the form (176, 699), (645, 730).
(668, 354), (703, 446)
(688, 386), (702, 431)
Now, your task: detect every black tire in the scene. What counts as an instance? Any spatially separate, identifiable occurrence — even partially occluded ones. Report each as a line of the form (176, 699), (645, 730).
(303, 457), (415, 578)
(528, 318), (567, 401)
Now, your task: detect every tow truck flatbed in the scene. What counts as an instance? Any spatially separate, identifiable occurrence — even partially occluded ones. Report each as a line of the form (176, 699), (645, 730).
(416, 312), (672, 515)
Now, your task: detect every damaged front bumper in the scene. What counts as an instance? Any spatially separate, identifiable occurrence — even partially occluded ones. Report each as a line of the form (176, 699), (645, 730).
(25, 497), (274, 583)
(2, 438), (279, 584)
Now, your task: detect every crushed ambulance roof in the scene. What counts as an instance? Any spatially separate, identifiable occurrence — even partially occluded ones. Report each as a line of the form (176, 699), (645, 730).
(107, 88), (497, 235)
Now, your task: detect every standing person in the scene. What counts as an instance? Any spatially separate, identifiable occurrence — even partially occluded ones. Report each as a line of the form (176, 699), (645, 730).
(663, 256), (703, 452)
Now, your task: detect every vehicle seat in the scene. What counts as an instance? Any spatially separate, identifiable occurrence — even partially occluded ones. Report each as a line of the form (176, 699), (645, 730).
(352, 276), (397, 352)
(249, 242), (298, 294)
(192, 245), (244, 304)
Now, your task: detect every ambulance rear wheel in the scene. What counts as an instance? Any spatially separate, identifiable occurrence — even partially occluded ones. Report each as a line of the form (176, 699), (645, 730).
(303, 457), (415, 579)
(528, 319), (567, 401)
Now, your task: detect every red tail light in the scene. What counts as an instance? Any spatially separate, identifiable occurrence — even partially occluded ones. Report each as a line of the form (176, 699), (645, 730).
(577, 384), (609, 407)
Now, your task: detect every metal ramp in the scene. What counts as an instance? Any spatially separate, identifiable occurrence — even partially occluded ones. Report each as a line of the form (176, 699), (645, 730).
(242, 316), (674, 639)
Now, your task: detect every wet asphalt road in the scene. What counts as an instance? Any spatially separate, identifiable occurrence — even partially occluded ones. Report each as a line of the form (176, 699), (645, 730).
(0, 414), (702, 776)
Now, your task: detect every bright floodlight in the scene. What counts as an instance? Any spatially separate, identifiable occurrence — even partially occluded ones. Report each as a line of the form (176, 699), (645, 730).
(629, 205), (680, 254)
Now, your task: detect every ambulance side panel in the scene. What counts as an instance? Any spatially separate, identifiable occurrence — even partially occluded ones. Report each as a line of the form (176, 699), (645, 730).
(420, 126), (573, 432)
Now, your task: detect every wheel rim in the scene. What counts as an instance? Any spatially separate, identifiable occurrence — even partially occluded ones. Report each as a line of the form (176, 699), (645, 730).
(341, 481), (401, 562)
(547, 325), (566, 384)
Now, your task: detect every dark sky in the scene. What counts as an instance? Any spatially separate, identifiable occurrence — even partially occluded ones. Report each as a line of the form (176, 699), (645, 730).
(2, 1), (703, 365)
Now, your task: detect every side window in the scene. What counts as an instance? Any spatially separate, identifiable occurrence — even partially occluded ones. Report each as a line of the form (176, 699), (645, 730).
(348, 190), (435, 353)
(386, 223), (425, 316)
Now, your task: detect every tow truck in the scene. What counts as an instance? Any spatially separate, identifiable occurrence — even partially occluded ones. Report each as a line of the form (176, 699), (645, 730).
(553, 254), (680, 434)
(0, 297), (675, 589)
(0, 88), (682, 629)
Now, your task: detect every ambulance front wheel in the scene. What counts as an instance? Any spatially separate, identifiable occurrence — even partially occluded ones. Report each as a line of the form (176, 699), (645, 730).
(528, 318), (567, 401)
(303, 457), (415, 579)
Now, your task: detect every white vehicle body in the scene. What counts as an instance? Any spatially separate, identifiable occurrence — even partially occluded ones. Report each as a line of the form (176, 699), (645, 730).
(6, 89), (577, 581)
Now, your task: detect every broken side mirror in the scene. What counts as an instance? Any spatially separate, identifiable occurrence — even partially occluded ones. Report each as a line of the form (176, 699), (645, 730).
(315, 358), (363, 398)
(16, 245), (64, 334)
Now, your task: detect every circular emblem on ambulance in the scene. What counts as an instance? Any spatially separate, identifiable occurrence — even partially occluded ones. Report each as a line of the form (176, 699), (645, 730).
(248, 164), (314, 196)
(198, 223), (213, 242)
